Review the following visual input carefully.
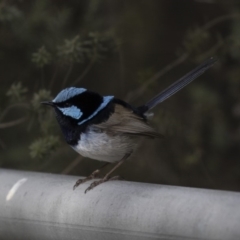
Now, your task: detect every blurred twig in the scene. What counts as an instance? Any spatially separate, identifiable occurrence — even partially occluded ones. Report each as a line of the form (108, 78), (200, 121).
(125, 53), (189, 102)
(41, 68), (45, 88)
(61, 155), (83, 174)
(195, 34), (230, 62)
(125, 14), (240, 103)
(0, 138), (6, 149)
(118, 45), (126, 96)
(0, 117), (27, 129)
(49, 65), (59, 89)
(72, 48), (97, 86)
(0, 103), (28, 122)
(61, 63), (73, 88)
(202, 13), (240, 31)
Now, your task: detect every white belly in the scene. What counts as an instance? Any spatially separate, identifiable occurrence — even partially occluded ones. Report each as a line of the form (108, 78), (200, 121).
(72, 128), (137, 162)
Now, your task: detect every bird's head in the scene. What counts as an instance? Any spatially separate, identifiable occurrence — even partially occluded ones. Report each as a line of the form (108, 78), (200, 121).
(42, 87), (114, 128)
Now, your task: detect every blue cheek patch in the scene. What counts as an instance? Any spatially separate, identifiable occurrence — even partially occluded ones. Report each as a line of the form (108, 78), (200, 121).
(53, 87), (86, 103)
(78, 96), (114, 125)
(58, 106), (83, 120)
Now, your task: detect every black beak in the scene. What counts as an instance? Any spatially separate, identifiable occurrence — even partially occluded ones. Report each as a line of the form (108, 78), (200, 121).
(41, 101), (54, 107)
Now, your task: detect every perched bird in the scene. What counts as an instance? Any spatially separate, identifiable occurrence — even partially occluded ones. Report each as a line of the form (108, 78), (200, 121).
(42, 58), (216, 193)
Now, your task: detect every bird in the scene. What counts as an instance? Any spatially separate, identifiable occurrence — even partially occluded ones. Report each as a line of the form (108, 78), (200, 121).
(42, 57), (216, 193)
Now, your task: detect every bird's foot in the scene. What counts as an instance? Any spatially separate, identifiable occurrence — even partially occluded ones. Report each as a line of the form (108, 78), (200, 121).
(73, 177), (91, 190)
(73, 169), (100, 190)
(84, 175), (121, 194)
(73, 163), (111, 190)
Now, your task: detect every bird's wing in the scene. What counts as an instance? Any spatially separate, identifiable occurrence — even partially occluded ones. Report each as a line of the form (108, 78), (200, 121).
(95, 104), (163, 138)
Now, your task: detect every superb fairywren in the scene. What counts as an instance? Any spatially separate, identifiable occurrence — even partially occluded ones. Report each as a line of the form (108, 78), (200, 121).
(42, 58), (216, 193)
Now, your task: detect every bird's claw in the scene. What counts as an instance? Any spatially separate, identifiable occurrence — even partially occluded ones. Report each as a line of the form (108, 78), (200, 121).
(84, 175), (121, 193)
(73, 175), (94, 190)
(84, 178), (107, 193)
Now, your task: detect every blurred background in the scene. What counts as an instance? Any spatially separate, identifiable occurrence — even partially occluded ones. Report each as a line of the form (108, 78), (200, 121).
(0, 0), (240, 191)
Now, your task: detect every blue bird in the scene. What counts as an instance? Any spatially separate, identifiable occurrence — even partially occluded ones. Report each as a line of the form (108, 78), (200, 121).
(42, 58), (216, 193)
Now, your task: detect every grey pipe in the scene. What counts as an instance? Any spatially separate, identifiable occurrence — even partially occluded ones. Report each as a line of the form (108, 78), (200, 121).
(0, 169), (239, 240)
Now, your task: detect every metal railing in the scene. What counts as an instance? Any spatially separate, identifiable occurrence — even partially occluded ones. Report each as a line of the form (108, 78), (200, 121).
(0, 169), (240, 240)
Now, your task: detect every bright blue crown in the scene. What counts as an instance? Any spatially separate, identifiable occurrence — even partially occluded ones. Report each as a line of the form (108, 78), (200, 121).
(53, 87), (86, 103)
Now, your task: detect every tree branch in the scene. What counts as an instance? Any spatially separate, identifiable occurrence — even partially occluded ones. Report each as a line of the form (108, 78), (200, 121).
(0, 117), (27, 129)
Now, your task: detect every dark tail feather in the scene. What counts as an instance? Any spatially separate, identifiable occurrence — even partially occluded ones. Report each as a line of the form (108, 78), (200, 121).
(138, 57), (217, 113)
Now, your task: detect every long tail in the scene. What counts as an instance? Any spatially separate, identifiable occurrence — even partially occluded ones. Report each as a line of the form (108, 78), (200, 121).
(138, 57), (217, 113)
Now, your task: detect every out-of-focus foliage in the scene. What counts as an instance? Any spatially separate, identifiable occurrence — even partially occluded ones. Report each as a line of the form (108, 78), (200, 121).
(31, 89), (52, 112)
(29, 135), (60, 159)
(0, 4), (22, 22)
(32, 46), (52, 68)
(0, 0), (240, 191)
(6, 82), (28, 102)
(182, 27), (212, 57)
(57, 33), (115, 64)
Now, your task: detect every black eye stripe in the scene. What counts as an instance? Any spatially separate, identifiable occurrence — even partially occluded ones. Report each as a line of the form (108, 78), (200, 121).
(72, 91), (103, 119)
(56, 91), (104, 120)
(56, 102), (71, 108)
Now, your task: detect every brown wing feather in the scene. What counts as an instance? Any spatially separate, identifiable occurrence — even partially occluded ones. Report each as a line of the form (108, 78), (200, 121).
(95, 104), (163, 138)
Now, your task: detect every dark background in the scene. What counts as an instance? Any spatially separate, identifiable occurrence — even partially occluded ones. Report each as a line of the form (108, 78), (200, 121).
(1, 0), (240, 191)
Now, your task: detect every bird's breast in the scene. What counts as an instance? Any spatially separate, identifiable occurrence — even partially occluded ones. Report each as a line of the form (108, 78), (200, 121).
(72, 126), (137, 162)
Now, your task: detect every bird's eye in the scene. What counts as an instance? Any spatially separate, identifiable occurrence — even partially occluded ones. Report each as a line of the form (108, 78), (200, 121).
(64, 102), (71, 107)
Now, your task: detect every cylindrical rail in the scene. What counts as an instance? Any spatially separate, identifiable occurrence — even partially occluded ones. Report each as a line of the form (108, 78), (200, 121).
(0, 169), (240, 240)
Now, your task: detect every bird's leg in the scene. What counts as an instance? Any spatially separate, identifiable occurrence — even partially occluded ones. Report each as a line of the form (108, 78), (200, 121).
(84, 152), (131, 193)
(73, 162), (109, 190)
